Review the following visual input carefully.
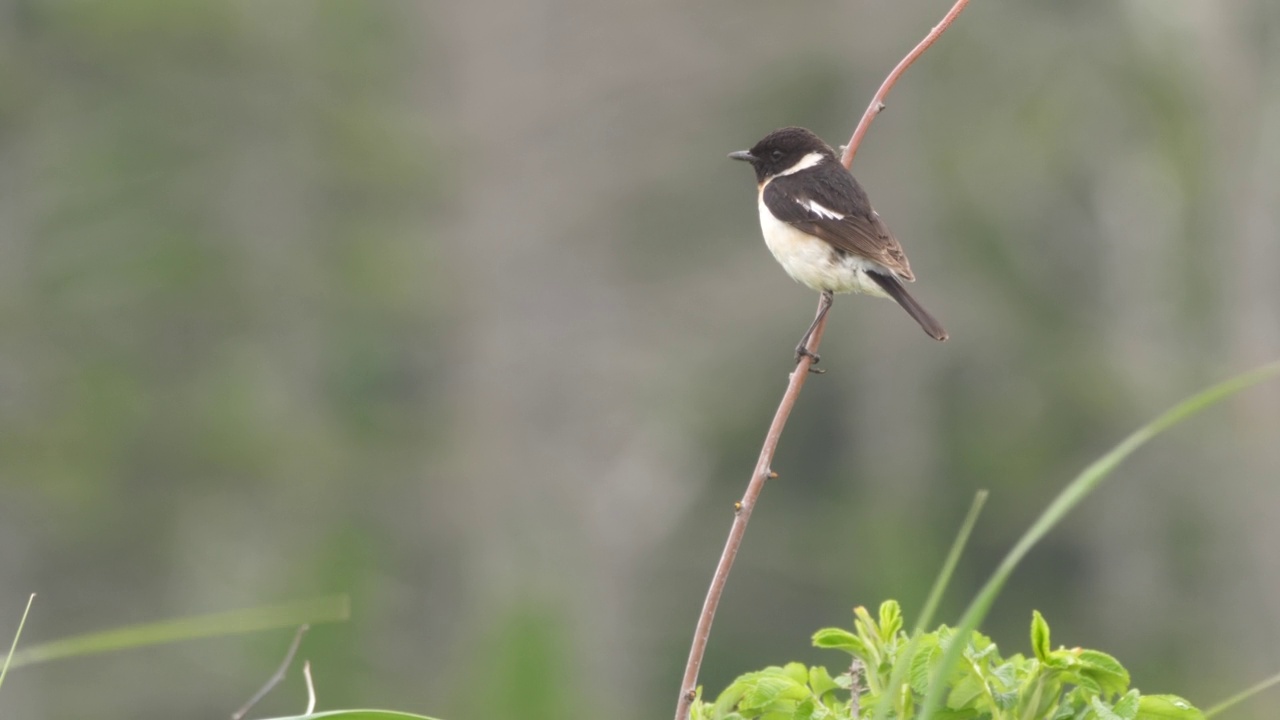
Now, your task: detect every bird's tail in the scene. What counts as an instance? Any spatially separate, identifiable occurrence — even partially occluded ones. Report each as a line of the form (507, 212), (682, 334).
(868, 272), (949, 341)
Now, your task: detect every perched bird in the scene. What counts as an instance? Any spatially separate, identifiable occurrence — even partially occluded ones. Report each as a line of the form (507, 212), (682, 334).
(730, 126), (947, 363)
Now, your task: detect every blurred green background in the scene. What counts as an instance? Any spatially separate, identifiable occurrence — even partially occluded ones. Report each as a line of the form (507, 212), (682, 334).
(1, 0), (1278, 718)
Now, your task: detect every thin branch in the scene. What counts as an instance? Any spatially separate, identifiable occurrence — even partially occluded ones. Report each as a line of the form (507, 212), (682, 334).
(849, 659), (864, 720)
(674, 300), (830, 720)
(841, 0), (971, 170)
(674, 2), (971, 719)
(232, 625), (310, 720)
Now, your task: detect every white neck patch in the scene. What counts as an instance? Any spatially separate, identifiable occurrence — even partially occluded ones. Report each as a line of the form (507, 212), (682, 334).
(775, 151), (826, 177)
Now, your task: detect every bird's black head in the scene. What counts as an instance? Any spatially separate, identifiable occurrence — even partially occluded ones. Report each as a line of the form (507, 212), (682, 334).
(729, 126), (837, 183)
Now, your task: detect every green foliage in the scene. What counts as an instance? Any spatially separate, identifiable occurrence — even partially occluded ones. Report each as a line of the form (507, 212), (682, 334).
(916, 361), (1280, 720)
(694, 366), (1280, 720)
(694, 601), (1203, 720)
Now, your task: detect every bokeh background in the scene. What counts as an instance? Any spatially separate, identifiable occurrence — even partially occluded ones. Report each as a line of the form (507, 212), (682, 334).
(1, 0), (1278, 718)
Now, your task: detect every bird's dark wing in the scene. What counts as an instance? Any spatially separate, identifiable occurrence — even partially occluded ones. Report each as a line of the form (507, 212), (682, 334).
(763, 175), (915, 281)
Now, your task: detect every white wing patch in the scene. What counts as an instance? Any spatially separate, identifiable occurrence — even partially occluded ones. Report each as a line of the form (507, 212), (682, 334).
(757, 194), (890, 297)
(800, 198), (844, 220)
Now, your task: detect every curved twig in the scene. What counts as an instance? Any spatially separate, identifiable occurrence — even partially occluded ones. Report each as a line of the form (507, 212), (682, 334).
(841, 0), (971, 170)
(674, 3), (971, 719)
(232, 625), (310, 720)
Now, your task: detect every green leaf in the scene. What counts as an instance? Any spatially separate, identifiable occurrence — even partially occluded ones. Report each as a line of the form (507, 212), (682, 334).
(1044, 647), (1075, 670)
(689, 687), (707, 720)
(1030, 611), (1051, 663)
(965, 632), (997, 662)
(1114, 690), (1142, 719)
(929, 710), (983, 720)
(990, 660), (1018, 691)
(946, 675), (984, 711)
(808, 666), (840, 698)
(714, 676), (752, 716)
(878, 601), (903, 644)
(1054, 687), (1092, 720)
(1077, 649), (1130, 696)
(740, 675), (790, 712)
(812, 628), (867, 657)
(1071, 673), (1103, 695)
(731, 668), (809, 715)
(782, 662), (809, 686)
(1092, 696), (1127, 720)
(1017, 674), (1053, 720)
(909, 635), (943, 694)
(914, 361), (1280, 720)
(1138, 695), (1205, 720)
(792, 696), (829, 720)
(993, 689), (1018, 711)
(853, 606), (880, 655)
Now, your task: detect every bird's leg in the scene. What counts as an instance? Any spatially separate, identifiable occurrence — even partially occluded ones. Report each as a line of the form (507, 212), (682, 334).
(795, 291), (834, 368)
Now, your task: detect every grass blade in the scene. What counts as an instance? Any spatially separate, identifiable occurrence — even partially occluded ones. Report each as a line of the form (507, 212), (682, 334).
(0, 593), (36, 692)
(871, 490), (988, 720)
(1204, 670), (1280, 718)
(259, 707), (445, 712)
(914, 490), (989, 635)
(918, 360), (1280, 720)
(8, 594), (349, 669)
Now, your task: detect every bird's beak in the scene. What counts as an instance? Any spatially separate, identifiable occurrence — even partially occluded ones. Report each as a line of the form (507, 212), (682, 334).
(728, 150), (756, 163)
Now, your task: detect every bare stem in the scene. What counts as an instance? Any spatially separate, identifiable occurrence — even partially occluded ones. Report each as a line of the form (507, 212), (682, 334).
(841, 0), (971, 170)
(303, 660), (317, 715)
(849, 659), (864, 720)
(673, 300), (830, 720)
(231, 625), (310, 720)
(674, 2), (972, 718)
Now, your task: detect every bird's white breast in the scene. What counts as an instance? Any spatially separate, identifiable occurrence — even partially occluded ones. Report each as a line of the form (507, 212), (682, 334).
(756, 191), (889, 298)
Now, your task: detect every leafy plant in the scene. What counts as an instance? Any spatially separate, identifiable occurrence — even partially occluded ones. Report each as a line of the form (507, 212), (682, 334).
(693, 601), (1203, 720)
(689, 362), (1280, 720)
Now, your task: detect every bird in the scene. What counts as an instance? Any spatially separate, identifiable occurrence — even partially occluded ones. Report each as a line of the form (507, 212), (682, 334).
(730, 126), (947, 364)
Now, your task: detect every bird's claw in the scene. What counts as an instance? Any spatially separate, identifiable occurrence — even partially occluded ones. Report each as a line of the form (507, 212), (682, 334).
(795, 346), (823, 372)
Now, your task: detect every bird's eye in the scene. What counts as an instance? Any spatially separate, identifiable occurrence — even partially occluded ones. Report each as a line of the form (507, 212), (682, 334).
(770, 149), (784, 161)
